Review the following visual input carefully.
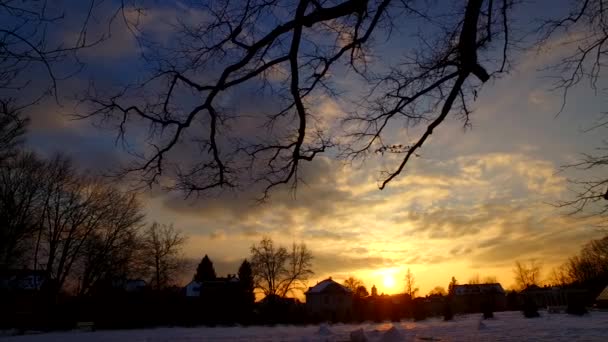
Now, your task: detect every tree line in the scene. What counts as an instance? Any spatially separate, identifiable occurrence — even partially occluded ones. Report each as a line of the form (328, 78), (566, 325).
(0, 109), (187, 297)
(192, 236), (314, 299)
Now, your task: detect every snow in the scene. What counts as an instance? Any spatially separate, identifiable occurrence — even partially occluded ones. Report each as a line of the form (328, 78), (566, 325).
(3, 311), (608, 341)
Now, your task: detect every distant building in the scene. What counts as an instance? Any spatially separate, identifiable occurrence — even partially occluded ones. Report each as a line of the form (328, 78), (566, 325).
(596, 285), (608, 308)
(185, 274), (240, 298)
(453, 283), (505, 296)
(111, 278), (147, 292)
(453, 283), (506, 313)
(0, 269), (47, 291)
(305, 278), (353, 321)
(185, 280), (202, 297)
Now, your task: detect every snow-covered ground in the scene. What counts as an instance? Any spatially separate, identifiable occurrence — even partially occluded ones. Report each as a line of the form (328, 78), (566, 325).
(3, 310), (608, 341)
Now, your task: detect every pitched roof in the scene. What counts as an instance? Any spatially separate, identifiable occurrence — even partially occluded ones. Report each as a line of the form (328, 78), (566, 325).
(454, 283), (505, 295)
(306, 278), (352, 295)
(597, 285), (608, 301)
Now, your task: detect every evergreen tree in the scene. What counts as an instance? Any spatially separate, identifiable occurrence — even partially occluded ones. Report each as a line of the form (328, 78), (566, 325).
(194, 254), (216, 282)
(238, 259), (255, 305)
(448, 276), (458, 296)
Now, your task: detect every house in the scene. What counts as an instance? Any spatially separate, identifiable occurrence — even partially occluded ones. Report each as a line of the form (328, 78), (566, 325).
(596, 285), (608, 308)
(199, 275), (240, 298)
(125, 279), (147, 292)
(185, 280), (201, 297)
(0, 269), (47, 291)
(184, 275), (241, 298)
(305, 278), (353, 321)
(452, 283), (506, 313)
(453, 283), (505, 296)
(111, 278), (147, 292)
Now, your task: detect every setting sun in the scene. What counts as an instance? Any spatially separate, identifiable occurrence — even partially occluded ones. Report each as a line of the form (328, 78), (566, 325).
(383, 274), (396, 290)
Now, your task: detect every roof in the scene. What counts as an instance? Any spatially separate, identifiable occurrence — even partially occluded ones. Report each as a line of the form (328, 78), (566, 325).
(597, 285), (608, 301)
(454, 283), (505, 295)
(185, 280), (201, 288)
(305, 278), (352, 295)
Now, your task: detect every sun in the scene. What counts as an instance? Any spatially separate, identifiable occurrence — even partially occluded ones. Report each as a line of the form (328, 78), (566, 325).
(383, 273), (396, 290)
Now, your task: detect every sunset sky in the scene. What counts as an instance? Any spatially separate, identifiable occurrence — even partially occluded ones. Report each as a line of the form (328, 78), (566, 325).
(16, 0), (608, 297)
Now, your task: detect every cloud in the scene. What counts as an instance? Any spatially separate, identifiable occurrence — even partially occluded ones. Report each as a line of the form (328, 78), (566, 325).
(143, 147), (590, 293)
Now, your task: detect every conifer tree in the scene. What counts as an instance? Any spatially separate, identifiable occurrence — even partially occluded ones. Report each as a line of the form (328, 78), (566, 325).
(194, 254), (216, 282)
(238, 259), (255, 307)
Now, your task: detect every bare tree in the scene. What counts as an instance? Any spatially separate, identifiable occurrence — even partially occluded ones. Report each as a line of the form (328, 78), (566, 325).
(468, 274), (498, 284)
(404, 268), (418, 298)
(0, 0), (104, 101)
(138, 222), (186, 291)
(0, 101), (28, 163)
(468, 274), (481, 284)
(31, 155), (147, 294)
(548, 264), (572, 287)
(513, 260), (542, 290)
(428, 286), (447, 296)
(343, 276), (365, 292)
(81, 0), (514, 199)
(536, 1), (608, 222)
(76, 192), (145, 295)
(562, 235), (608, 291)
(448, 276), (458, 296)
(0, 152), (45, 268)
(483, 275), (498, 284)
(250, 237), (313, 297)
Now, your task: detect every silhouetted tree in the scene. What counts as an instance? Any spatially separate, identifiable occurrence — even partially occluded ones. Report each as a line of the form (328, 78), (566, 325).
(76, 192), (145, 295)
(354, 285), (369, 298)
(541, 1), (608, 222)
(343, 276), (364, 293)
(468, 274), (481, 285)
(481, 299), (495, 319)
(0, 152), (44, 269)
(553, 235), (608, 296)
(448, 277), (458, 296)
(194, 255), (216, 282)
(237, 259), (255, 318)
(138, 223), (186, 290)
(404, 268), (418, 299)
(82, 0), (517, 200)
(0, 102), (28, 164)
(548, 265), (572, 287)
(34, 156), (146, 295)
(428, 286), (447, 297)
(443, 300), (454, 321)
(250, 237), (313, 297)
(468, 274), (498, 285)
(513, 260), (542, 290)
(1, 1), (104, 102)
(522, 296), (540, 318)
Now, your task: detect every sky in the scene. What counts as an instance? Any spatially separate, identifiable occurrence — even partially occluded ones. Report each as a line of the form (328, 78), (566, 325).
(9, 0), (608, 297)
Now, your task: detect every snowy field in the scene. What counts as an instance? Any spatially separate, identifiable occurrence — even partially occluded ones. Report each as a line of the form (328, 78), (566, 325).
(2, 311), (608, 341)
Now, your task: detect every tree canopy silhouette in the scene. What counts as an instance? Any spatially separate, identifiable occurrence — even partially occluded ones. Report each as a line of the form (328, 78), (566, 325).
(250, 237), (313, 297)
(80, 0), (517, 199)
(238, 259), (255, 308)
(194, 254), (217, 282)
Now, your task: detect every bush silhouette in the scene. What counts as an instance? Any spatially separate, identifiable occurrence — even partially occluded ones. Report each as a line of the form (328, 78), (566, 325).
(566, 302), (588, 316)
(443, 301), (453, 321)
(522, 297), (539, 318)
